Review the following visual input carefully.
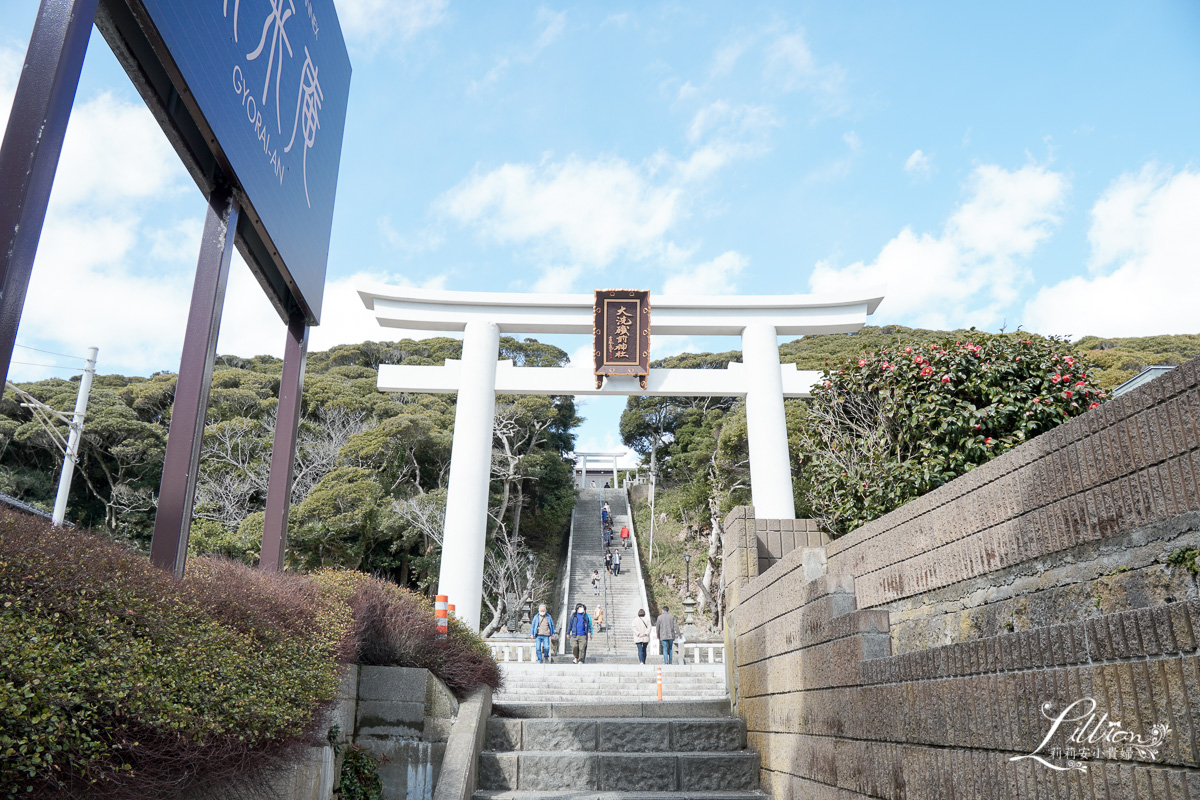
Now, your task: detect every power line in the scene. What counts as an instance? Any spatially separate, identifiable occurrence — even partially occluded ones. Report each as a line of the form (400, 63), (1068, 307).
(9, 360), (86, 371)
(13, 343), (86, 361)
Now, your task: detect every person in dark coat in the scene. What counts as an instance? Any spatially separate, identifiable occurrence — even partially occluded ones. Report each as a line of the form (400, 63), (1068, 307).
(655, 606), (681, 664)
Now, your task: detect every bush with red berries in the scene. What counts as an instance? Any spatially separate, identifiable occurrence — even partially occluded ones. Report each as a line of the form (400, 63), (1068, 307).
(797, 332), (1105, 536)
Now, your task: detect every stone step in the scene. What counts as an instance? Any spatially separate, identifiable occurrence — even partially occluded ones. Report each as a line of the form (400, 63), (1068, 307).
(486, 718), (746, 753)
(493, 701), (731, 719)
(475, 792), (767, 800)
(479, 750), (759, 792)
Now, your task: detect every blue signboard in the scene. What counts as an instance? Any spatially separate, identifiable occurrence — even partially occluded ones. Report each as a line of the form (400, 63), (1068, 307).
(129, 0), (351, 324)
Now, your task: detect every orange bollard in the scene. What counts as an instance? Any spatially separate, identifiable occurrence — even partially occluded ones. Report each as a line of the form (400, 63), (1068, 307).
(448, 603), (456, 619)
(656, 666), (663, 701)
(435, 595), (448, 639)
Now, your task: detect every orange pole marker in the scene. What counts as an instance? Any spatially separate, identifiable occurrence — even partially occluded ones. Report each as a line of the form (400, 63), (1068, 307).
(435, 594), (448, 639)
(656, 666), (663, 701)
(448, 603), (456, 619)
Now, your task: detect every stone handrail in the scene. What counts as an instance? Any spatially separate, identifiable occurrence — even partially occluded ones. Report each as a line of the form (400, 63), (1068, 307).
(431, 686), (492, 800)
(680, 641), (725, 664)
(486, 640), (538, 662)
(556, 504), (577, 655)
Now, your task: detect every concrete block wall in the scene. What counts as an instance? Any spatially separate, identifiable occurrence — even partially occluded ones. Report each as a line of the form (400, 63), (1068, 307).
(755, 517), (829, 574)
(725, 357), (1200, 799)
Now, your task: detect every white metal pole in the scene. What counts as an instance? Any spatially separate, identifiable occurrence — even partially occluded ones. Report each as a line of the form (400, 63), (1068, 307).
(612, 455), (618, 488)
(52, 346), (97, 526)
(648, 472), (656, 564)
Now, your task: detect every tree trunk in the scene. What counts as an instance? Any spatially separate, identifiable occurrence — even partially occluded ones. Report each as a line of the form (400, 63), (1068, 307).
(481, 596), (505, 638)
(699, 495), (723, 615)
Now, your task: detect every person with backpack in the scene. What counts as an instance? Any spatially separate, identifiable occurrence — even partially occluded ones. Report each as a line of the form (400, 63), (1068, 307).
(632, 608), (652, 664)
(568, 603), (594, 663)
(604, 550), (613, 574)
(603, 525), (613, 548)
(601, 507), (609, 526)
(612, 549), (622, 576)
(620, 524), (630, 549)
(529, 603), (555, 663)
(591, 569), (600, 596)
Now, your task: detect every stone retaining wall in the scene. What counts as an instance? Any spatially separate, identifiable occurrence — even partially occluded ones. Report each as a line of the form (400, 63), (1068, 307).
(724, 357), (1200, 799)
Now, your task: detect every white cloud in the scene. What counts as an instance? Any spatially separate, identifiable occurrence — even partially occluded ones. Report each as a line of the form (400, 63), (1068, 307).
(676, 81), (699, 101)
(843, 131), (861, 151)
(904, 149), (934, 180)
(662, 251), (747, 296)
(763, 28), (846, 108)
(7, 84), (195, 381)
(0, 45), (21, 131)
(650, 335), (701, 358)
(686, 100), (778, 144)
(1023, 165), (1200, 338)
(470, 7), (566, 93)
(336, 0), (448, 52)
(711, 36), (752, 78)
(810, 162), (1068, 329)
(532, 264), (584, 294)
(436, 155), (684, 268)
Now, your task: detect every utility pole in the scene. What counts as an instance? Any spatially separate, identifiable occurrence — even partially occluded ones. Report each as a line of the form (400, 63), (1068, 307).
(648, 470), (656, 564)
(52, 346), (97, 526)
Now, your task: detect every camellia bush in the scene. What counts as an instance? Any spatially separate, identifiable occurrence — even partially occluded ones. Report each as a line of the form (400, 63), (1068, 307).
(797, 332), (1106, 536)
(0, 511), (500, 800)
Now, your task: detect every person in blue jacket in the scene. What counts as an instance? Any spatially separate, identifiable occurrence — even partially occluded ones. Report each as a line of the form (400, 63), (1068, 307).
(529, 603), (555, 663)
(567, 603), (594, 663)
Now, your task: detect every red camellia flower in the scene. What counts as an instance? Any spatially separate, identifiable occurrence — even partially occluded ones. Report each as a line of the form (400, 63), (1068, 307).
(823, 381), (831, 388)
(882, 361), (890, 368)
(921, 365), (934, 377)
(1051, 374), (1061, 383)
(1089, 402), (1100, 410)
(1075, 381), (1085, 388)
(984, 437), (994, 446)
(1064, 390), (1074, 399)
(904, 346), (912, 353)
(941, 374), (951, 383)
(1065, 356), (1075, 366)
(858, 358), (866, 367)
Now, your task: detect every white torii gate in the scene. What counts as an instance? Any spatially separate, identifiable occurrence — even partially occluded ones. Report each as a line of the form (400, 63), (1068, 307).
(574, 451), (625, 489)
(358, 286), (883, 630)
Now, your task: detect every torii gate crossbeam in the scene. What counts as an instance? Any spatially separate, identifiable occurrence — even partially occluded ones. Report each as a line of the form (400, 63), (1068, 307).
(359, 286), (883, 631)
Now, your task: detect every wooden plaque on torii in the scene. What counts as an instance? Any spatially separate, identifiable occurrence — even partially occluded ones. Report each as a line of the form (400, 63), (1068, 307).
(593, 289), (651, 389)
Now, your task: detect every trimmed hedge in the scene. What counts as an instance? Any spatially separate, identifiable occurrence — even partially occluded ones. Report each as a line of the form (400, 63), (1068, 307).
(0, 510), (499, 799)
(315, 569), (502, 698)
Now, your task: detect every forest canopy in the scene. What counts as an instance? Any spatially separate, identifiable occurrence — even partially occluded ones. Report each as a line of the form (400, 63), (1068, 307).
(0, 338), (580, 634)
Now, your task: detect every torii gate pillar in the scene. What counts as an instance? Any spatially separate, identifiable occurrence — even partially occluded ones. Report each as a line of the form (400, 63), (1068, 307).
(438, 320), (500, 632)
(742, 323), (796, 519)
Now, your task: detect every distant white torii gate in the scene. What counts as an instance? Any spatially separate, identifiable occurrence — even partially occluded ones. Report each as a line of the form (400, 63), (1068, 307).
(574, 451), (624, 489)
(358, 286), (883, 630)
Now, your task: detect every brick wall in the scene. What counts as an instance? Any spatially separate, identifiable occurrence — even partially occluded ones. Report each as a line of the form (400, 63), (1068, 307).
(724, 358), (1200, 799)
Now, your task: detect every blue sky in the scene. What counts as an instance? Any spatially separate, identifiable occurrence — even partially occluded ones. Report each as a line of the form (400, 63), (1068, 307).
(1, 1), (1198, 457)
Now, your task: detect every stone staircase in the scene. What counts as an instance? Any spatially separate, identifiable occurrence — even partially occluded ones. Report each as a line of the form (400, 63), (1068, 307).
(493, 663), (728, 704)
(560, 488), (646, 657)
(477, 703), (765, 799)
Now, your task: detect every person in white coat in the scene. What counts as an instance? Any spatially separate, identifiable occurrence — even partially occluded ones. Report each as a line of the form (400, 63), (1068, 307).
(632, 608), (652, 664)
